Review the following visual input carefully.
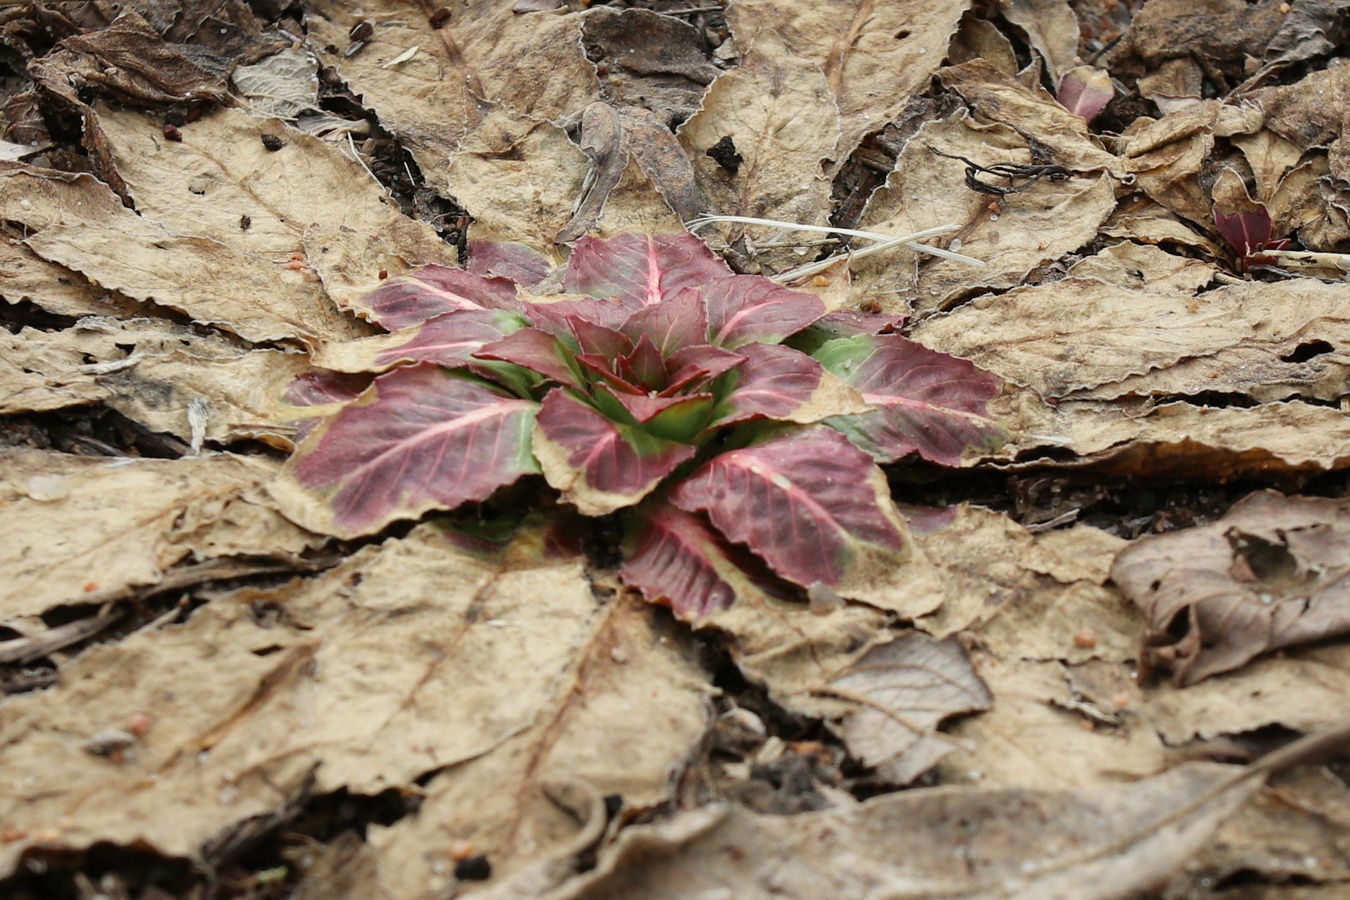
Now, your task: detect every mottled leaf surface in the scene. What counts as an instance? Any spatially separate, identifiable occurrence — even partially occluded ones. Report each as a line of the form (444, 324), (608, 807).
(704, 275), (827, 348)
(534, 389), (696, 515)
(360, 266), (520, 330)
(817, 334), (1004, 466)
(284, 365), (539, 536)
(563, 232), (731, 307)
(672, 428), (905, 590)
(620, 502), (745, 620)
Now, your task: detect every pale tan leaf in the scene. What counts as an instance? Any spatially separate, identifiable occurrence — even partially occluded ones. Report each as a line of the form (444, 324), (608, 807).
(559, 748), (1300, 899)
(3, 165), (365, 346)
(96, 105), (454, 314)
(0, 526), (682, 882)
(304, 0), (597, 183)
(359, 592), (710, 896)
(998, 0), (1081, 83)
(727, 0), (971, 168)
(231, 47), (320, 119)
(447, 108), (590, 249)
(0, 240), (143, 320)
(854, 112), (1115, 315)
(678, 31), (840, 271)
(914, 506), (1143, 665)
(947, 13), (1019, 76)
(828, 631), (992, 785)
(0, 450), (306, 619)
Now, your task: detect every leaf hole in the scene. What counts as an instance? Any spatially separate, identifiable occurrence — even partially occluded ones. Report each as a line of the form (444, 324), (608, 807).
(894, 29), (911, 40)
(1279, 339), (1334, 363)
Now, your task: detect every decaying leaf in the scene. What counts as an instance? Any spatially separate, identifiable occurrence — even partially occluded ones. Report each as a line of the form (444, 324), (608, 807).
(0, 450), (313, 619)
(557, 730), (1350, 900)
(828, 631), (992, 785)
(1112, 491), (1350, 685)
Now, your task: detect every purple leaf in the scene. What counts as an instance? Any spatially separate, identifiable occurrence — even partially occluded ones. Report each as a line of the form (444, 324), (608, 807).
(816, 335), (1004, 466)
(671, 428), (905, 590)
(569, 317), (634, 360)
(620, 502), (743, 620)
(619, 285), (708, 357)
(1056, 66), (1114, 123)
(525, 294), (643, 335)
(466, 240), (552, 287)
(664, 344), (746, 395)
(618, 333), (668, 389)
(362, 266), (520, 330)
(1213, 207), (1277, 259)
(712, 343), (830, 426)
(287, 365), (540, 536)
(533, 389), (696, 514)
(563, 232), (731, 307)
(703, 275), (827, 348)
(373, 309), (525, 370)
(475, 328), (584, 389)
(283, 370), (373, 407)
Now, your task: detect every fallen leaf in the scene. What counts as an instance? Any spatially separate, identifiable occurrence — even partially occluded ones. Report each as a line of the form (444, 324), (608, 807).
(1112, 491), (1350, 685)
(556, 737), (1342, 899)
(999, 0), (1081, 83)
(827, 631), (992, 785)
(0, 449), (308, 619)
(677, 31), (840, 271)
(231, 46), (320, 118)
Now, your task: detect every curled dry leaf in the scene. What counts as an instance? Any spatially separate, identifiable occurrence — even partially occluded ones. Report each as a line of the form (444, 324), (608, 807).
(828, 631), (993, 786)
(1112, 491), (1350, 686)
(555, 741), (1350, 900)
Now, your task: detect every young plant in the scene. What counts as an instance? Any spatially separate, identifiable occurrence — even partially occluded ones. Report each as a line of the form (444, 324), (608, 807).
(275, 233), (1005, 619)
(1213, 206), (1291, 272)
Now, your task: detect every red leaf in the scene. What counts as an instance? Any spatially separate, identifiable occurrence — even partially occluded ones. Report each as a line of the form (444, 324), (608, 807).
(663, 344), (746, 395)
(620, 503), (742, 619)
(712, 343), (827, 426)
(618, 333), (668, 389)
(619, 285), (708, 357)
(283, 370), (373, 407)
(704, 275), (827, 348)
(362, 266), (520, 330)
(475, 328), (584, 389)
(671, 428), (905, 589)
(534, 389), (696, 513)
(816, 334), (1004, 466)
(569, 317), (633, 360)
(287, 365), (539, 536)
(373, 309), (524, 370)
(1213, 207), (1275, 258)
(525, 294), (643, 335)
(466, 240), (552, 287)
(563, 232), (731, 307)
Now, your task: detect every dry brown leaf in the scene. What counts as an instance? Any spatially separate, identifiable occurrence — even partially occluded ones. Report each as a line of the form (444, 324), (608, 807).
(96, 105), (453, 315)
(0, 449), (307, 619)
(678, 31), (840, 271)
(582, 7), (719, 124)
(1123, 101), (1263, 228)
(936, 652), (1168, 789)
(0, 316), (310, 446)
(1065, 241), (1219, 294)
(0, 240), (143, 320)
(913, 506), (1142, 665)
(991, 392), (1350, 478)
(1068, 645), (1350, 748)
(828, 631), (992, 785)
(304, 0), (597, 184)
(356, 591), (710, 897)
(556, 740), (1323, 899)
(2, 165), (365, 346)
(1112, 491), (1350, 685)
(854, 112), (1115, 315)
(1, 525), (701, 884)
(447, 107), (590, 249)
(231, 46), (319, 119)
(727, 0), (971, 169)
(947, 14), (1019, 76)
(999, 0), (1080, 83)
(1099, 194), (1225, 257)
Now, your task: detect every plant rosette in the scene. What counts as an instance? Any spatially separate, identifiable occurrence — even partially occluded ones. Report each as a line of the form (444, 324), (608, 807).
(271, 233), (1005, 620)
